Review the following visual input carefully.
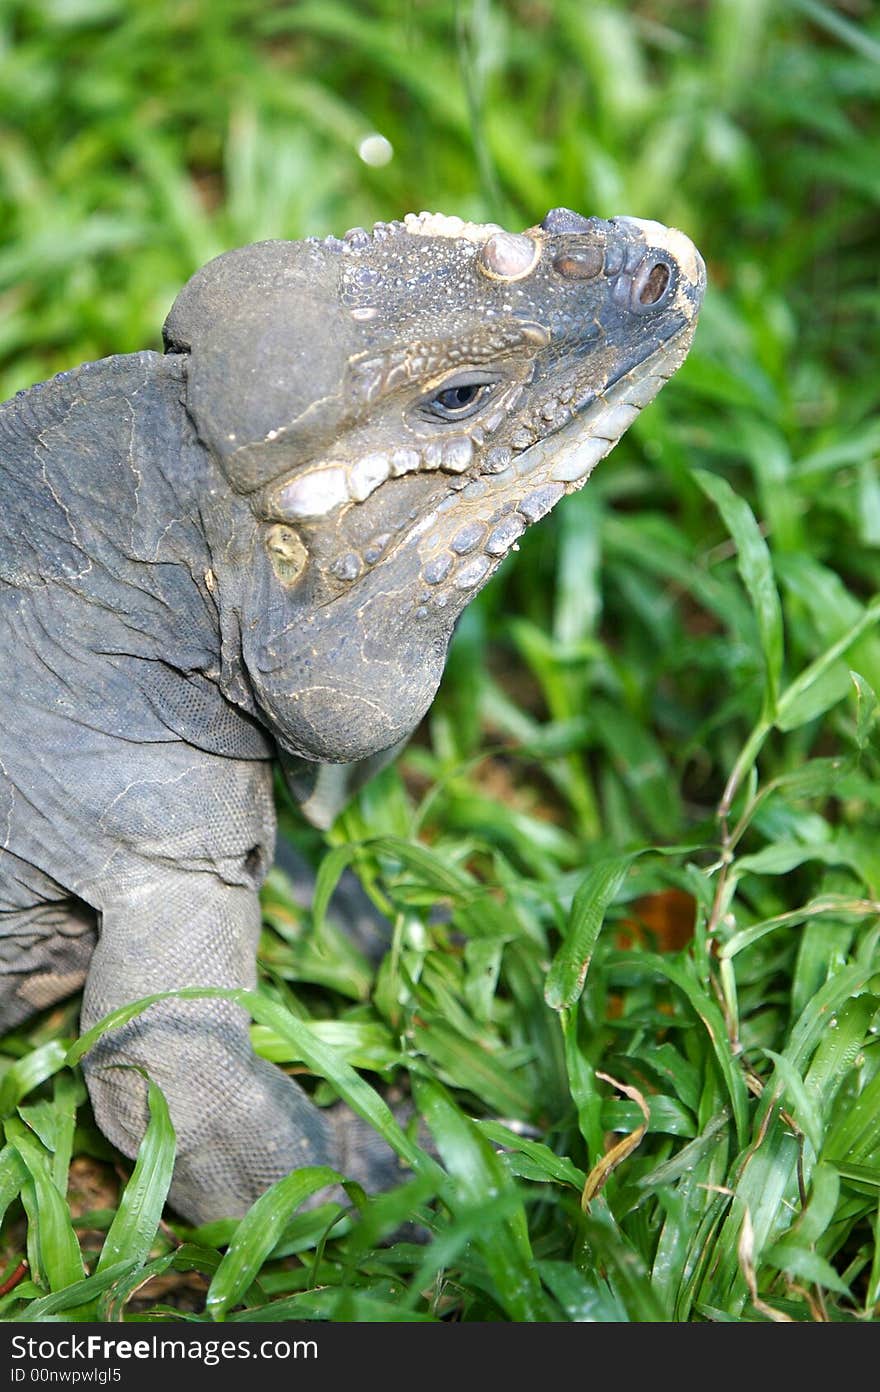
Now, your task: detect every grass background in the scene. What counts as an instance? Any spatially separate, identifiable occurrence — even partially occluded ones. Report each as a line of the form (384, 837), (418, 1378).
(1, 0), (880, 1322)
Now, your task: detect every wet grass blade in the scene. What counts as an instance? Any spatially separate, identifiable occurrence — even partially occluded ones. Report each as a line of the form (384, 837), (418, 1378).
(545, 855), (633, 1009)
(0, 1042), (68, 1118)
(97, 1075), (176, 1274)
(414, 1077), (552, 1321)
(0, 1144), (29, 1226)
(5, 1117), (84, 1291)
(17, 1261), (137, 1321)
(206, 1165), (341, 1321)
(477, 1120), (586, 1190)
(694, 468), (783, 717)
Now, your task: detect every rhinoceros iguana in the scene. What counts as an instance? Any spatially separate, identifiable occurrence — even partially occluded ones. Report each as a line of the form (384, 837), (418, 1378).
(0, 209), (704, 1223)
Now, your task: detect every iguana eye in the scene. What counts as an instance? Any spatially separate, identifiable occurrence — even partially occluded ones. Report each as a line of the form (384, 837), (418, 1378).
(437, 383), (483, 411)
(424, 377), (497, 421)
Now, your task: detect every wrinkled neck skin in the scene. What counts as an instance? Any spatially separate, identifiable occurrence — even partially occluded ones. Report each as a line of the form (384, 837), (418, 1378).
(166, 210), (706, 767)
(192, 460), (443, 761)
(233, 515), (452, 763)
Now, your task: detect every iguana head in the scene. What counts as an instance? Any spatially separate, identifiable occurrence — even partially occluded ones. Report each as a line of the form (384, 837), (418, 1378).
(165, 209), (704, 765)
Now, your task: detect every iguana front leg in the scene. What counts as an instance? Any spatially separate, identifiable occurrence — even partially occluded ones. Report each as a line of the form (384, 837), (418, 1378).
(81, 871), (339, 1224)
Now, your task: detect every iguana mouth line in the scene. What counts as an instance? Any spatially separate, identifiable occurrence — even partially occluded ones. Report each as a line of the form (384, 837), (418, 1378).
(274, 322), (691, 564)
(351, 323), (695, 607)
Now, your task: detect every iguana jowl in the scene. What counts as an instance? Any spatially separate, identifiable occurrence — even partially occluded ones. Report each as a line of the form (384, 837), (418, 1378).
(0, 209), (704, 1223)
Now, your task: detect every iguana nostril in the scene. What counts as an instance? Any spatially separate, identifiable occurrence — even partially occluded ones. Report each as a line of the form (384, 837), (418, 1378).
(639, 262), (671, 305)
(632, 254), (675, 312)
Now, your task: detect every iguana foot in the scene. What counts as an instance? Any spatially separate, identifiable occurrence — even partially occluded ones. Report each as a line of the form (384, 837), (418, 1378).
(326, 1102), (411, 1195)
(85, 1013), (339, 1224)
(80, 867), (409, 1224)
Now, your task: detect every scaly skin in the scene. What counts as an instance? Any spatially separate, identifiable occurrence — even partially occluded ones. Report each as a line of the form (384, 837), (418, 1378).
(0, 209), (704, 1222)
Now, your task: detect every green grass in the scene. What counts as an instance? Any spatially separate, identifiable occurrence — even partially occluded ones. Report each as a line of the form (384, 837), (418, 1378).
(1, 0), (880, 1322)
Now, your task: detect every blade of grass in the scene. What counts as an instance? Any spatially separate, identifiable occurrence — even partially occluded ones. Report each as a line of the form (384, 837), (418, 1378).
(206, 1165), (342, 1321)
(96, 1073), (176, 1274)
(694, 468), (783, 718)
(414, 1077), (551, 1321)
(545, 855), (633, 1009)
(5, 1117), (84, 1291)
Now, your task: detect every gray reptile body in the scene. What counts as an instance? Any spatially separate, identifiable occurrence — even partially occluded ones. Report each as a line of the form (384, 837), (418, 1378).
(0, 209), (704, 1222)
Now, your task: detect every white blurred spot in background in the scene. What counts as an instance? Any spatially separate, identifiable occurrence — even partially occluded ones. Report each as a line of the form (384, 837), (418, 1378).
(357, 133), (394, 167)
